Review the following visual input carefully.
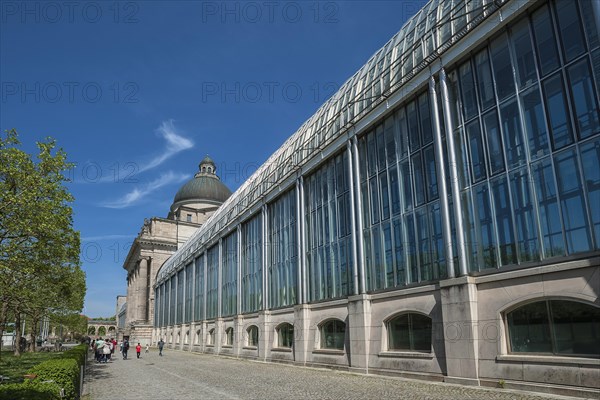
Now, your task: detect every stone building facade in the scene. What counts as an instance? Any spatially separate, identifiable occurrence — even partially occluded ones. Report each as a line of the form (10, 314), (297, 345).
(119, 157), (231, 344)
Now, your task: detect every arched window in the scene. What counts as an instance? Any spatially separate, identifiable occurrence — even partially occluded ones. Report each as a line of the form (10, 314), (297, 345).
(276, 323), (294, 348)
(195, 329), (202, 345)
(387, 313), (432, 352)
(320, 320), (345, 350)
(208, 329), (215, 345)
(88, 326), (96, 335)
(225, 328), (234, 346)
(247, 326), (259, 347)
(507, 299), (600, 356)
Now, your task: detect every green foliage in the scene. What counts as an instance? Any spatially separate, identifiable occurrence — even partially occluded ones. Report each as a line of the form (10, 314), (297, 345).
(0, 129), (85, 355)
(0, 350), (61, 381)
(0, 345), (88, 400)
(28, 358), (79, 399)
(0, 381), (61, 400)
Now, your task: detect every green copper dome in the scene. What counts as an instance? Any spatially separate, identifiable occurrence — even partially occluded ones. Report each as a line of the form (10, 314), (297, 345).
(171, 156), (232, 211)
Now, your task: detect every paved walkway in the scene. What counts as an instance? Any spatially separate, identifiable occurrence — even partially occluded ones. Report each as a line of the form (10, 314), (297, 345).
(83, 349), (582, 400)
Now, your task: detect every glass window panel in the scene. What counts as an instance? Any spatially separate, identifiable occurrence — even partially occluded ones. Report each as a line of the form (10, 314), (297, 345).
(241, 215), (263, 313)
(371, 225), (383, 291)
(423, 146), (438, 201)
(511, 18), (537, 89)
(405, 214), (418, 283)
(358, 136), (368, 181)
(370, 177), (380, 224)
(411, 313), (433, 352)
(554, 149), (592, 254)
(475, 49), (495, 111)
(474, 183), (498, 269)
(407, 101), (420, 152)
(392, 217), (406, 286)
(554, 0), (586, 62)
(401, 160), (413, 211)
(395, 108), (409, 159)
(389, 165), (401, 215)
(550, 300), (600, 356)
(483, 110), (505, 174)
(367, 131), (377, 176)
(388, 314), (410, 350)
(532, 5), (560, 76)
(500, 99), (527, 169)
(416, 209), (430, 282)
(376, 124), (386, 171)
(567, 59), (600, 139)
(508, 301), (553, 353)
(430, 202), (446, 280)
(382, 222), (394, 288)
(412, 152), (425, 206)
(380, 171), (390, 220)
(248, 326), (259, 347)
(385, 116), (396, 165)
(543, 73), (574, 149)
(467, 119), (487, 182)
(532, 159), (565, 257)
(521, 86), (550, 160)
(277, 324), (294, 348)
(510, 169), (540, 262)
(321, 320), (345, 350)
(580, 140), (600, 250)
(491, 175), (517, 266)
(490, 34), (516, 101)
(419, 92), (433, 145)
(388, 313), (432, 352)
(459, 60), (478, 121)
(579, 0), (599, 49)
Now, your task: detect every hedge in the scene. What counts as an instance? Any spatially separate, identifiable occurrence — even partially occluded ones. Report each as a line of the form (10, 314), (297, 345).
(0, 344), (87, 400)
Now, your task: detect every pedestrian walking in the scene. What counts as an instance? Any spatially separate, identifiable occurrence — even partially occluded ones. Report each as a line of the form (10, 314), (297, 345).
(158, 338), (164, 356)
(145, 344), (149, 354)
(122, 339), (130, 359)
(102, 341), (111, 363)
(136, 343), (142, 359)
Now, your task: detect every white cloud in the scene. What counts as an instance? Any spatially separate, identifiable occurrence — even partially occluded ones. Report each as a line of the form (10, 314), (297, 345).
(101, 171), (189, 209)
(138, 120), (194, 173)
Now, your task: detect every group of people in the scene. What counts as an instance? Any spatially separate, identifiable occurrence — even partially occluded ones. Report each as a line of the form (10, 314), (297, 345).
(91, 337), (116, 363)
(91, 337), (153, 362)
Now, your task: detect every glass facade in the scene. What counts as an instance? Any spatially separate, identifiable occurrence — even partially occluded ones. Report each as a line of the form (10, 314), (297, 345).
(184, 263), (193, 323)
(359, 91), (447, 291)
(222, 233), (237, 317)
(448, 0), (600, 272)
(206, 245), (219, 319)
(194, 254), (205, 321)
(268, 190), (298, 309)
(154, 0), (599, 334)
(305, 152), (353, 301)
(241, 214), (262, 313)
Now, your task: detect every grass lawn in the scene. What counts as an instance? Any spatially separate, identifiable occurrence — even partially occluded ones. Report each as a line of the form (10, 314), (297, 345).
(0, 350), (62, 383)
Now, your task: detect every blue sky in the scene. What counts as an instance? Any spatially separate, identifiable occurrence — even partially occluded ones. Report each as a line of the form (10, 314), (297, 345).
(1, 0), (425, 317)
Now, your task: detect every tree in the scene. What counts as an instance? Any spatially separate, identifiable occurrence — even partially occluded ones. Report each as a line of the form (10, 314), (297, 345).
(0, 129), (85, 356)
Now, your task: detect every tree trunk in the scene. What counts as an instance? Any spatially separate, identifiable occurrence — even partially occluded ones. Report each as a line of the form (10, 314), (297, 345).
(13, 311), (22, 357)
(27, 316), (39, 352)
(0, 301), (7, 360)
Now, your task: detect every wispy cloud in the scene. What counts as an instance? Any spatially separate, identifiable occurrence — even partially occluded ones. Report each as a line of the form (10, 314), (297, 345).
(138, 120), (194, 173)
(100, 171), (189, 209)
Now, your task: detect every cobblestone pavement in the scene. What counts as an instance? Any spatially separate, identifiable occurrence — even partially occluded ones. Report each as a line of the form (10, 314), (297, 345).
(84, 349), (586, 400)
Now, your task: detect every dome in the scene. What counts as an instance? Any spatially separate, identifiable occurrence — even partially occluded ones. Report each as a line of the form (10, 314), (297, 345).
(170, 156), (232, 211)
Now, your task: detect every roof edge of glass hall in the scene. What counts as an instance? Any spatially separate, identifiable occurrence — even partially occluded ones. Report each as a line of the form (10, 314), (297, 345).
(156, 0), (518, 283)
